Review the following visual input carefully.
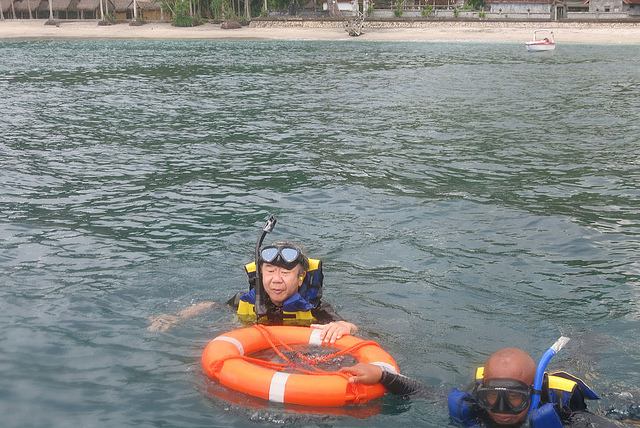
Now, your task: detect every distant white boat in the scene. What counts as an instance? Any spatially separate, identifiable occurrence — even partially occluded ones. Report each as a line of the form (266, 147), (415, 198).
(525, 29), (556, 52)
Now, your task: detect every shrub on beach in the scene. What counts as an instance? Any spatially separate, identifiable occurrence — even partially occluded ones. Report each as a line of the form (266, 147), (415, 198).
(170, 0), (204, 27)
(173, 14), (201, 26)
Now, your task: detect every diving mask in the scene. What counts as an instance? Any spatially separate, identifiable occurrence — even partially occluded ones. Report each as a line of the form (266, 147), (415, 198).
(260, 245), (302, 267)
(476, 379), (531, 415)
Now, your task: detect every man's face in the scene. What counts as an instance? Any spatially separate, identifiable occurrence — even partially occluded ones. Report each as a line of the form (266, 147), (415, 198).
(261, 263), (304, 306)
(482, 349), (536, 426)
(477, 379), (530, 425)
(477, 348), (536, 425)
(487, 401), (529, 426)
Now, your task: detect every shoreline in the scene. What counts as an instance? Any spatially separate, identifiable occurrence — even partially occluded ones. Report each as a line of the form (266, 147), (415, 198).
(1, 19), (639, 43)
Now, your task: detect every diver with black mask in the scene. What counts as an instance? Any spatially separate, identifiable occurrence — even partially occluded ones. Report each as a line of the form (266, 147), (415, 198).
(341, 346), (630, 427)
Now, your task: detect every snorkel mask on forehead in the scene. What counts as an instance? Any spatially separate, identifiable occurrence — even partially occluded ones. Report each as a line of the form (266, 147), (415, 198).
(259, 244), (307, 271)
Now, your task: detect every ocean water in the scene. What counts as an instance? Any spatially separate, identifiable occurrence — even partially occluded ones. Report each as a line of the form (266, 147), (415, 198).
(0, 39), (639, 427)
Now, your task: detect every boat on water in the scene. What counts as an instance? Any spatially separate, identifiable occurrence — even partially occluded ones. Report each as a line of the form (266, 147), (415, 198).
(525, 29), (556, 52)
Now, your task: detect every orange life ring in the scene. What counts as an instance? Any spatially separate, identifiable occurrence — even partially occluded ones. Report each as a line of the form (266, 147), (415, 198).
(202, 325), (399, 407)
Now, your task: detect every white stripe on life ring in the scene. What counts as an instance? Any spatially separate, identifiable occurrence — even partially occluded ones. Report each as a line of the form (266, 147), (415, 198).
(371, 361), (398, 374)
(308, 328), (323, 346)
(212, 336), (245, 355)
(269, 372), (291, 403)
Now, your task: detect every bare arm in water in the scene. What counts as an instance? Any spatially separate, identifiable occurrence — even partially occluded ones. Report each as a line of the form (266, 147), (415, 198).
(147, 301), (215, 332)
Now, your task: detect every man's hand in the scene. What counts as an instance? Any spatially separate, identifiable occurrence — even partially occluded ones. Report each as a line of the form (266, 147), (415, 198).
(339, 363), (383, 384)
(310, 321), (357, 343)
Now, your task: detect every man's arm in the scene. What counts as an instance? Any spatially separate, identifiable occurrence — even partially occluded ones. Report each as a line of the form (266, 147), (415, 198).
(569, 411), (632, 427)
(379, 369), (431, 397)
(340, 363), (433, 398)
(309, 299), (345, 322)
(147, 301), (215, 332)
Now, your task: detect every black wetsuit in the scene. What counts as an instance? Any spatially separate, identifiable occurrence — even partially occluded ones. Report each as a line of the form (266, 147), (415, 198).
(379, 369), (434, 398)
(378, 371), (626, 428)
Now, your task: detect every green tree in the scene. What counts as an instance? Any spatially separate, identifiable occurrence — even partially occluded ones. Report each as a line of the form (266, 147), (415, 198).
(158, 0), (203, 26)
(210, 0), (231, 19)
(394, 0), (404, 17)
(467, 0), (485, 10)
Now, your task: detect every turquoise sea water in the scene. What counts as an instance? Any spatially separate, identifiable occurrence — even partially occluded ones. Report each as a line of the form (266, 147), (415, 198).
(1, 40), (639, 427)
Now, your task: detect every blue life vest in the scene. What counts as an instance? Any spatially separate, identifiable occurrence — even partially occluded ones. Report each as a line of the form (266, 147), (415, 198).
(237, 258), (324, 321)
(448, 367), (600, 427)
(448, 388), (481, 427)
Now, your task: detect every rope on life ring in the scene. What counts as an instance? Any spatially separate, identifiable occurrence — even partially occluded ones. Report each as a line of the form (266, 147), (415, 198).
(202, 325), (399, 407)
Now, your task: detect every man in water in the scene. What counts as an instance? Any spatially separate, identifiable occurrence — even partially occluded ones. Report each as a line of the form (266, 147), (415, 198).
(227, 241), (357, 343)
(149, 241), (357, 344)
(341, 347), (627, 427)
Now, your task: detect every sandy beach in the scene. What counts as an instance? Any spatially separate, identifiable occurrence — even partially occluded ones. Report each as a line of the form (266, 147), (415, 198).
(0, 19), (639, 43)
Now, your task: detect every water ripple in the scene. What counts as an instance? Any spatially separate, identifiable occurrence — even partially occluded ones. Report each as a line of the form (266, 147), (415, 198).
(1, 40), (639, 427)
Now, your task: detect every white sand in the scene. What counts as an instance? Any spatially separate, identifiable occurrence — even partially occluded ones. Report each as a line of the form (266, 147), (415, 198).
(1, 19), (639, 43)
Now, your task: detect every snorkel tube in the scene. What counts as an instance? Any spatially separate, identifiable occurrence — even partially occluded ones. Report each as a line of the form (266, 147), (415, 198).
(254, 214), (277, 320)
(527, 336), (570, 419)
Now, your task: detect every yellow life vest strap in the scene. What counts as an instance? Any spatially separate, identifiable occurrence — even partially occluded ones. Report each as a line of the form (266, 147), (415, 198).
(475, 366), (580, 393)
(548, 375), (576, 392)
(475, 366), (484, 381)
(237, 300), (256, 316)
(548, 371), (584, 392)
(237, 301), (315, 320)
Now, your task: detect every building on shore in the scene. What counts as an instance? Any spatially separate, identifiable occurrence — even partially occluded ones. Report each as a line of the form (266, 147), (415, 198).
(486, 0), (640, 18)
(312, 0), (640, 18)
(1, 0), (163, 20)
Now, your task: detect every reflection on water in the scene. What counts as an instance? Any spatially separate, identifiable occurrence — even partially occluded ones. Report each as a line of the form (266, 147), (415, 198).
(0, 40), (639, 427)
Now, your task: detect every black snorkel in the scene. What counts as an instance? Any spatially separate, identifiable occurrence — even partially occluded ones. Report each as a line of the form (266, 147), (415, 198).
(254, 214), (277, 320)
